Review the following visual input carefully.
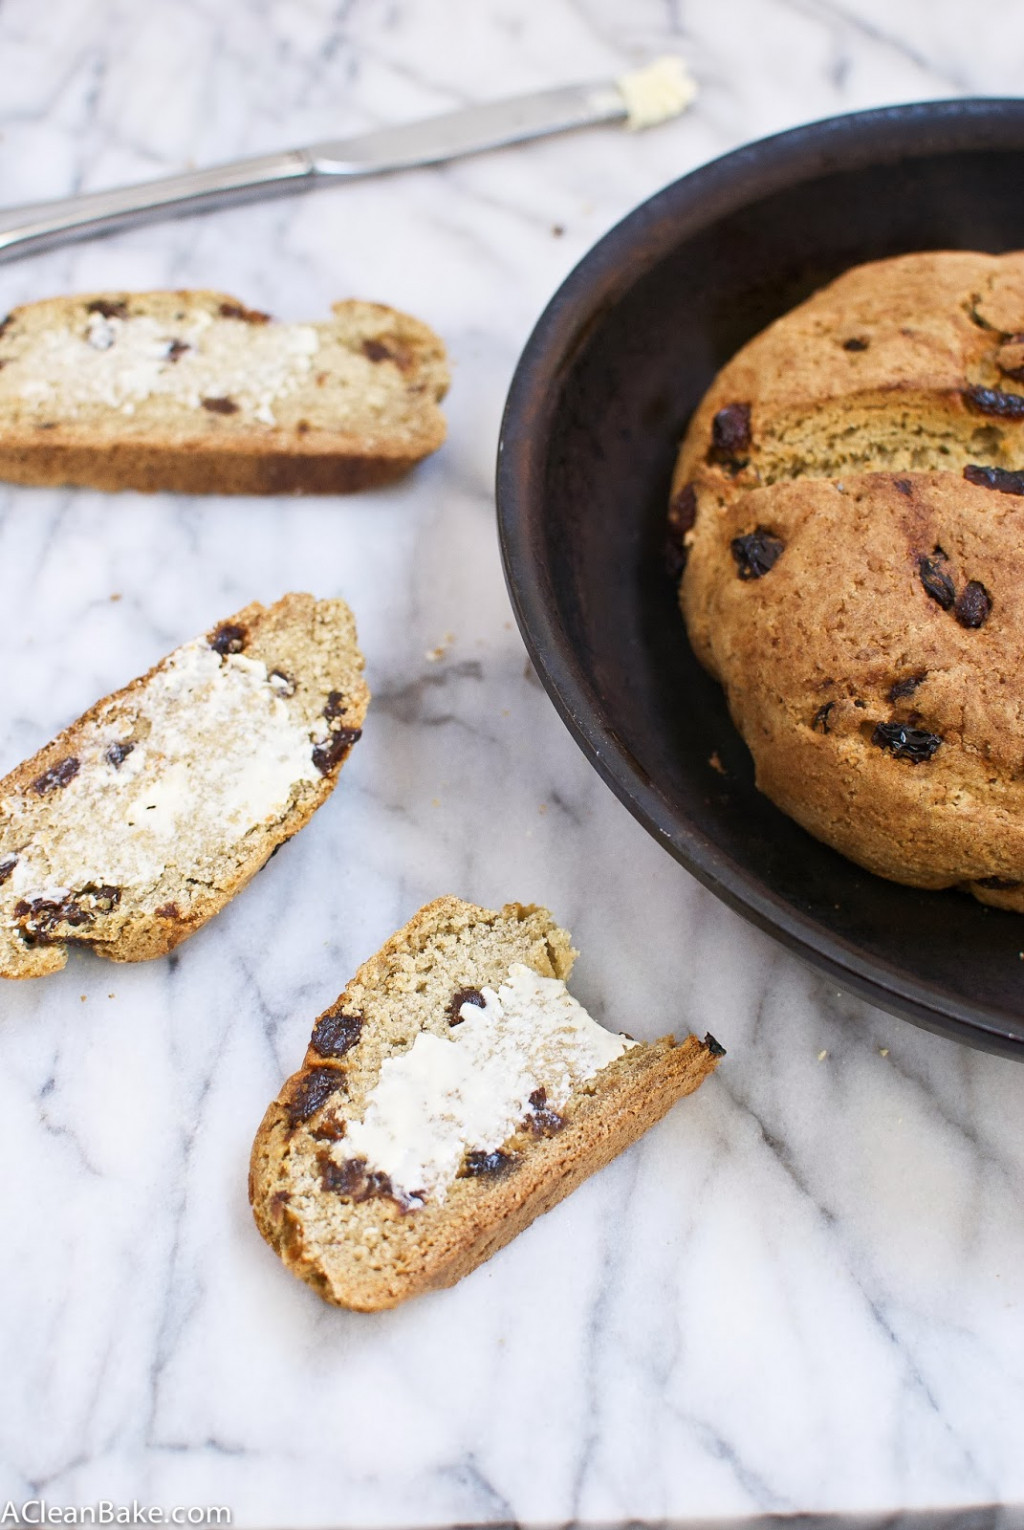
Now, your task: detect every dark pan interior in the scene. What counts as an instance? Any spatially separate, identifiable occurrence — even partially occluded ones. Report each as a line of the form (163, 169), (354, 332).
(498, 101), (1024, 1058)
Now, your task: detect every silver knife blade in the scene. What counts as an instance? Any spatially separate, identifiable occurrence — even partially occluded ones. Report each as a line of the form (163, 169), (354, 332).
(0, 80), (628, 262)
(306, 82), (627, 174)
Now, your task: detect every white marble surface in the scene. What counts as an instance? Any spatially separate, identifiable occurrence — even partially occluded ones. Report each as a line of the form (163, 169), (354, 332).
(2, 1), (1024, 1525)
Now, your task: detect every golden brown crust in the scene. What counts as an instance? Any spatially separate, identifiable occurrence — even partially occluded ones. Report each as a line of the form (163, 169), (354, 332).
(671, 250), (1024, 909)
(0, 440), (431, 495)
(0, 291), (448, 494)
(249, 898), (721, 1310)
(671, 250), (1024, 501)
(682, 472), (1024, 901)
(0, 593), (369, 976)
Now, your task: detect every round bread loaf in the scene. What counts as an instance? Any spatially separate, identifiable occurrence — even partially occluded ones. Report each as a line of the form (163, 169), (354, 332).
(671, 250), (1024, 909)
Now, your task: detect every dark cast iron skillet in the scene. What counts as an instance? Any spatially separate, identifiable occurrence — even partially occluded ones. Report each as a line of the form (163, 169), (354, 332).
(497, 98), (1024, 1060)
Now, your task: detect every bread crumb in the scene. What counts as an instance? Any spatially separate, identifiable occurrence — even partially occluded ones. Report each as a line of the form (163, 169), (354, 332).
(709, 750), (725, 775)
(552, 224), (565, 238)
(80, 994), (87, 1002)
(879, 1047), (889, 1057)
(425, 632), (455, 663)
(817, 1049), (828, 1061)
(110, 592), (122, 602)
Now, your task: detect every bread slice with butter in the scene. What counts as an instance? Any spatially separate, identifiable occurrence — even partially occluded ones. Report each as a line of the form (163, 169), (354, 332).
(0, 291), (448, 493)
(0, 592), (368, 978)
(250, 897), (723, 1311)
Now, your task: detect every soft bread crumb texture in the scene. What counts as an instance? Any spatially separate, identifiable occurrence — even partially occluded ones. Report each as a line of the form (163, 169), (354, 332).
(674, 250), (1024, 909)
(0, 592), (368, 977)
(250, 896), (722, 1311)
(0, 292), (449, 493)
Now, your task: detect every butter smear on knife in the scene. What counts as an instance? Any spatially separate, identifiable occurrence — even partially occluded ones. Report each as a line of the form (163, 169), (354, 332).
(617, 56), (697, 131)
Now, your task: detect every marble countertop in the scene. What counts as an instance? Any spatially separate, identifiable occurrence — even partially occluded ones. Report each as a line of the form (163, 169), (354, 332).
(3, 1), (1024, 1526)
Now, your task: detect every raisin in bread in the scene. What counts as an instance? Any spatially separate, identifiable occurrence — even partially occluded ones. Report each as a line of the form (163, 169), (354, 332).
(670, 250), (1024, 510)
(0, 593), (368, 977)
(0, 292), (448, 493)
(671, 250), (1024, 909)
(250, 897), (723, 1311)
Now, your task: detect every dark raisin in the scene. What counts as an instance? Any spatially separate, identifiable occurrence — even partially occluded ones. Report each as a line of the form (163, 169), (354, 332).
(15, 896), (92, 934)
(460, 1149), (517, 1178)
(13, 884), (121, 940)
(918, 552), (955, 610)
(955, 580), (992, 629)
(285, 1067), (346, 1127)
(842, 337), (869, 351)
(320, 1157), (364, 1194)
(209, 623), (247, 656)
(709, 402), (752, 461)
(310, 1116), (348, 1142)
(105, 740), (134, 768)
(319, 1155), (393, 1201)
(218, 301), (270, 324)
(269, 669), (296, 696)
(310, 1009), (364, 1058)
(165, 339), (189, 362)
(872, 722), (942, 763)
(665, 482), (698, 576)
(201, 396), (239, 415)
(893, 478), (913, 496)
(975, 876), (1023, 890)
(526, 1087), (565, 1136)
(361, 336), (411, 369)
(0, 856), (17, 886)
(30, 756), (80, 795)
(155, 902), (180, 919)
(669, 483), (698, 538)
(813, 702), (834, 733)
(888, 671), (927, 702)
(86, 298), (128, 319)
(963, 386), (1024, 419)
(731, 527), (784, 580)
(323, 691), (346, 722)
(312, 727), (362, 775)
(963, 464), (1024, 496)
(704, 1032), (727, 1057)
(447, 987), (485, 1026)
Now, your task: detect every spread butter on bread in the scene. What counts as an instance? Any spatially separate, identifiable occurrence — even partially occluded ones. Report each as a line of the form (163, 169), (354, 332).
(0, 292), (448, 493)
(250, 896), (723, 1310)
(0, 593), (368, 977)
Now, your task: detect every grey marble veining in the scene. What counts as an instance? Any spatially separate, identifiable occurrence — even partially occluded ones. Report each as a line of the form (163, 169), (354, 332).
(2, 0), (1024, 1526)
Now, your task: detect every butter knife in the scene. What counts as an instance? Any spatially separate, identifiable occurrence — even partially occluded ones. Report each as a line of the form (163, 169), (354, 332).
(0, 76), (668, 262)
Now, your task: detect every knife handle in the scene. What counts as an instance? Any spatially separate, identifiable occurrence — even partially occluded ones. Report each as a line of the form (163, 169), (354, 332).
(0, 150), (315, 261)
